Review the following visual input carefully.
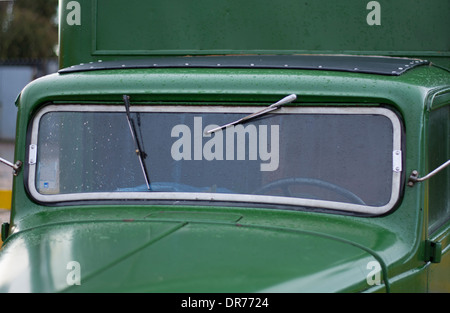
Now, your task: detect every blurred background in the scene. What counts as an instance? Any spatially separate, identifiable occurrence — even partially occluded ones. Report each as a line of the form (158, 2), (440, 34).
(1, 0), (58, 220)
(0, 0), (58, 194)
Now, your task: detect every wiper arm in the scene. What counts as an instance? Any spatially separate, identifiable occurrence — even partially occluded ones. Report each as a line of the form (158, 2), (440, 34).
(205, 94), (297, 134)
(123, 95), (151, 190)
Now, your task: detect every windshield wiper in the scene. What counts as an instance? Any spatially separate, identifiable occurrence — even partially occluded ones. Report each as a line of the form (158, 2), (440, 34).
(205, 94), (297, 134)
(123, 95), (151, 190)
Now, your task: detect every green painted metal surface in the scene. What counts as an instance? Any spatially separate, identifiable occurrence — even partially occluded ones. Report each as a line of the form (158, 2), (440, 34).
(59, 0), (450, 68)
(0, 207), (387, 292)
(1, 61), (448, 292)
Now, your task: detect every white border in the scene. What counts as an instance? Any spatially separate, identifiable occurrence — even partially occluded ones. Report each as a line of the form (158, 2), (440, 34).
(28, 105), (402, 215)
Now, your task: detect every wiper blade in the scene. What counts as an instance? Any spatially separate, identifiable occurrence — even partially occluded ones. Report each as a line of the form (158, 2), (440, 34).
(123, 95), (151, 190)
(205, 94), (297, 134)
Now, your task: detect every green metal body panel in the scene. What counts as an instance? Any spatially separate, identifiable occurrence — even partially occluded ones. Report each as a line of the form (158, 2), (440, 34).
(0, 207), (389, 292)
(0, 0), (449, 293)
(59, 0), (450, 68)
(1, 64), (449, 292)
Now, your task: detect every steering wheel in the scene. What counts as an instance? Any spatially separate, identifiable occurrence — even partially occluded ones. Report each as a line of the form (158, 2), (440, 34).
(253, 177), (366, 205)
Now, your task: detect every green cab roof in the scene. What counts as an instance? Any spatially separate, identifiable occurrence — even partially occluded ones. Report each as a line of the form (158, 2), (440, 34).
(18, 55), (450, 114)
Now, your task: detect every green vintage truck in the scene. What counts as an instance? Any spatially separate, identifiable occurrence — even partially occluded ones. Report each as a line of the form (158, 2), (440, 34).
(0, 0), (449, 293)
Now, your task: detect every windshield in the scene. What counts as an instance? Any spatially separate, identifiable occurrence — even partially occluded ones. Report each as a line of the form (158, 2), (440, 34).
(29, 104), (402, 215)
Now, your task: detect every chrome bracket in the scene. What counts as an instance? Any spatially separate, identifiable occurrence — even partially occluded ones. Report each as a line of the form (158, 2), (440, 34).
(0, 157), (23, 177)
(28, 144), (37, 165)
(393, 150), (402, 173)
(408, 160), (450, 187)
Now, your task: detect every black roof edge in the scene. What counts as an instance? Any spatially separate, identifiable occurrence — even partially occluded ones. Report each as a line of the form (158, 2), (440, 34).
(58, 54), (430, 76)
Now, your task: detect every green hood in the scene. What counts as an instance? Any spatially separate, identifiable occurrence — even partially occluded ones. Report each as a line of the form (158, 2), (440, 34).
(0, 210), (384, 293)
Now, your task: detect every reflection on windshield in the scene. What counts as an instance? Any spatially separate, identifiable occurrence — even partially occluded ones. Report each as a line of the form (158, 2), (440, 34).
(35, 106), (397, 208)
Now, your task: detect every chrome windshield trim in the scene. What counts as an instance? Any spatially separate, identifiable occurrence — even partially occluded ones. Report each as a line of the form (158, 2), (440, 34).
(28, 104), (403, 215)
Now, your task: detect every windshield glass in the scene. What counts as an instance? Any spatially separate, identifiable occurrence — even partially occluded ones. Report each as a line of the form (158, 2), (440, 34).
(29, 105), (402, 215)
